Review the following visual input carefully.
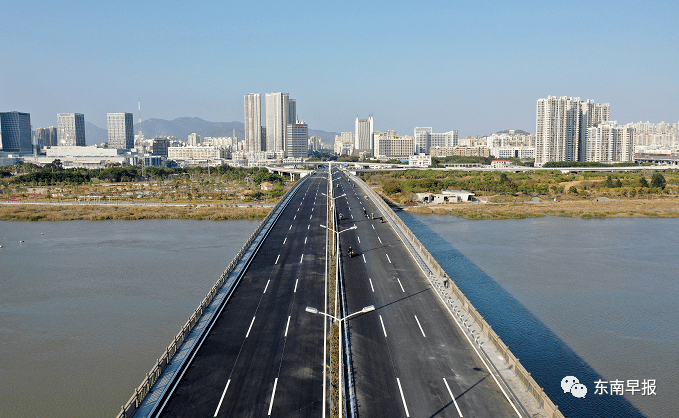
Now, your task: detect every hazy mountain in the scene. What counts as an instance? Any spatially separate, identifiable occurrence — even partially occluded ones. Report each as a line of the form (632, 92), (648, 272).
(85, 122), (108, 145)
(85, 117), (339, 147)
(134, 117), (245, 141)
(493, 129), (532, 136)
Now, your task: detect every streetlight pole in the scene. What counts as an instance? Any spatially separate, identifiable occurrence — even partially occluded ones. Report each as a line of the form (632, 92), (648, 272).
(306, 305), (375, 417)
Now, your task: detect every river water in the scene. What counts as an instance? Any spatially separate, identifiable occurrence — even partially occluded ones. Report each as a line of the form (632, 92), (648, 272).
(400, 213), (678, 418)
(0, 220), (260, 418)
(1, 217), (677, 417)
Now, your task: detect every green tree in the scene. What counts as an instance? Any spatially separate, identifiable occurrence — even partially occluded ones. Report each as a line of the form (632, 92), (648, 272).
(651, 172), (666, 189)
(568, 186), (578, 194)
(639, 177), (650, 188)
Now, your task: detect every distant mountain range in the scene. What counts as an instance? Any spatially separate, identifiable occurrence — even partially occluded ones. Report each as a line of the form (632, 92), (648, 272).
(85, 117), (339, 146)
(493, 129), (532, 136)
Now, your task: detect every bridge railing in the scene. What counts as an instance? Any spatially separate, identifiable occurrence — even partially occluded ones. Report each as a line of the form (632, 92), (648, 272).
(115, 179), (309, 418)
(349, 173), (565, 418)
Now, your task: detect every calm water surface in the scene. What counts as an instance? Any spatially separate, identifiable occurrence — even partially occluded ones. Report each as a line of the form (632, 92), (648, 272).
(401, 213), (679, 418)
(0, 220), (259, 418)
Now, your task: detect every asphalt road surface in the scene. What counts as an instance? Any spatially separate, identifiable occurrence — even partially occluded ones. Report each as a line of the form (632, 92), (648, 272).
(333, 169), (522, 418)
(155, 170), (329, 418)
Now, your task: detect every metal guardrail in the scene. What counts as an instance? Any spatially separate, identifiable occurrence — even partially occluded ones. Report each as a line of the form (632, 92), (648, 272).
(349, 174), (565, 418)
(114, 177), (310, 418)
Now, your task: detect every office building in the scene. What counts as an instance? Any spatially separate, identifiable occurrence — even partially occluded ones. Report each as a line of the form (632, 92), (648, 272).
(152, 138), (170, 157)
(414, 127), (432, 154)
(266, 92), (290, 155)
(0, 111), (32, 153)
(288, 99), (296, 125)
(355, 116), (374, 154)
(244, 93), (263, 152)
(57, 113), (86, 146)
(535, 96), (609, 166)
(107, 113), (134, 149)
(286, 121), (308, 158)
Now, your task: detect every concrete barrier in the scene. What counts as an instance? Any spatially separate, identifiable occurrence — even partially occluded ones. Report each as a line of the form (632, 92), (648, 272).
(114, 176), (310, 418)
(350, 173), (565, 418)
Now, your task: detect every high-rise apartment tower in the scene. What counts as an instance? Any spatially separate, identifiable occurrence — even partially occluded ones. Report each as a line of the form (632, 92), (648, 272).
(266, 92), (290, 155)
(244, 93), (263, 153)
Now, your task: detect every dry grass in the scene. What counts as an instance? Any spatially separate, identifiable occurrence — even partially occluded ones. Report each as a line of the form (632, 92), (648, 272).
(404, 198), (679, 220)
(0, 204), (271, 221)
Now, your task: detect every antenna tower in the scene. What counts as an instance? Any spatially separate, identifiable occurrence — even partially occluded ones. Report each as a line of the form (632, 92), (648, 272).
(138, 98), (144, 139)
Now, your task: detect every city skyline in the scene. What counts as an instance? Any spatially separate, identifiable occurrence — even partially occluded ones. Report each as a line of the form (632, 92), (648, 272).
(1, 1), (677, 137)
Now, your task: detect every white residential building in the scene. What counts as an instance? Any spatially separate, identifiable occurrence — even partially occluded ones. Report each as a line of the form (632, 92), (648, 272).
(168, 145), (229, 161)
(374, 132), (414, 158)
(585, 121), (634, 163)
(266, 92), (290, 155)
(413, 128), (458, 154)
(535, 96), (609, 166)
(244, 93), (263, 152)
(334, 132), (355, 155)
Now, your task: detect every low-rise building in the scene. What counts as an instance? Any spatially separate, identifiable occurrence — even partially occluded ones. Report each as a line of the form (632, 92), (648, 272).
(413, 189), (475, 204)
(430, 146), (490, 157)
(409, 154), (431, 167)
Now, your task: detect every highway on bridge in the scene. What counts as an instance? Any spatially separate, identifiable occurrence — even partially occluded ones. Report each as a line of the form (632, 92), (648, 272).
(154, 169), (329, 417)
(333, 169), (522, 418)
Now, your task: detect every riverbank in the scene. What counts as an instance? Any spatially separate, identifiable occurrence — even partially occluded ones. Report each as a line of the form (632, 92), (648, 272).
(403, 198), (679, 219)
(0, 203), (271, 221)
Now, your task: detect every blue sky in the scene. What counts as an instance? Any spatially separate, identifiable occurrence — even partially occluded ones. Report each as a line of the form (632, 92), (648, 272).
(1, 0), (677, 137)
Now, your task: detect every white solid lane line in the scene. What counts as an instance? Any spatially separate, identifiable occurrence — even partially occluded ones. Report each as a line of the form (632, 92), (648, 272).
(294, 279), (298, 292)
(268, 378), (278, 416)
(414, 315), (426, 337)
(379, 315), (387, 337)
(443, 378), (464, 417)
(275, 255), (280, 264)
(386, 254), (392, 263)
(246, 316), (256, 338)
(263, 280), (270, 293)
(396, 378), (410, 417)
(300, 254), (304, 264)
(369, 278), (375, 292)
(378, 237), (382, 244)
(397, 278), (405, 292)
(284, 316), (291, 337)
(362, 254), (366, 263)
(213, 379), (231, 417)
